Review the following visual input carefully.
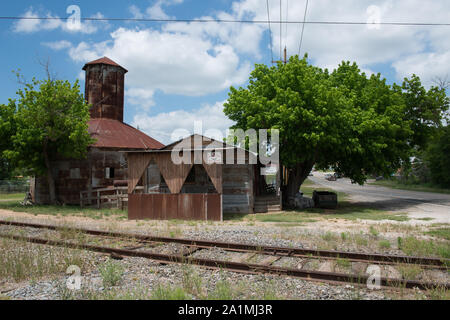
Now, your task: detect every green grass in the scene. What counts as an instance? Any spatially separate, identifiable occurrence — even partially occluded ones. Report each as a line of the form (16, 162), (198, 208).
(0, 193), (25, 200)
(0, 200), (126, 220)
(378, 240), (391, 249)
(321, 231), (338, 241)
(370, 179), (450, 194)
(369, 226), (380, 237)
(151, 284), (189, 300)
(98, 259), (125, 287)
(226, 184), (408, 223)
(227, 201), (409, 223)
(398, 236), (450, 261)
(0, 237), (91, 282)
(253, 214), (318, 223)
(425, 227), (450, 241)
(207, 279), (234, 300)
(336, 258), (351, 269)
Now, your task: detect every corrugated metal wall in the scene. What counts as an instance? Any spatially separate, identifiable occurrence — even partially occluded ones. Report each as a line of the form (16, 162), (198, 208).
(128, 193), (222, 221)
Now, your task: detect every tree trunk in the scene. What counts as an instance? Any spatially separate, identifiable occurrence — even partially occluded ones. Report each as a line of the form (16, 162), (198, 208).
(43, 140), (57, 204)
(285, 161), (315, 208)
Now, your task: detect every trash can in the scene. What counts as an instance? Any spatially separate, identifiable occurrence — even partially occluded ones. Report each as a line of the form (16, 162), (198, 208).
(313, 191), (338, 209)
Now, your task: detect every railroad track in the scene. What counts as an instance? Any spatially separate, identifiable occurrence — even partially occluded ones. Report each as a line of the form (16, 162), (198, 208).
(0, 219), (448, 291)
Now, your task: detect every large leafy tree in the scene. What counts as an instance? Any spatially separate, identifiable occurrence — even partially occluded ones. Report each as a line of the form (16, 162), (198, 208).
(0, 101), (17, 179)
(1, 77), (94, 204)
(424, 125), (450, 187)
(224, 56), (412, 205)
(401, 74), (449, 151)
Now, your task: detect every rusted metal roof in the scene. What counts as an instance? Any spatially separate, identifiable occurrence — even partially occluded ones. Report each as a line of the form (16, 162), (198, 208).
(88, 118), (164, 150)
(82, 56), (128, 73)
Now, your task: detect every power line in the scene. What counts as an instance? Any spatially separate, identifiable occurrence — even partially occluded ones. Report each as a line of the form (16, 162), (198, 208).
(266, 0), (274, 63)
(1, 16), (450, 26)
(298, 0), (309, 56)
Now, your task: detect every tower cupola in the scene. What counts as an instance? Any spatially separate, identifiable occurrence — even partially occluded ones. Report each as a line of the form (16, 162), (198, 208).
(83, 57), (128, 122)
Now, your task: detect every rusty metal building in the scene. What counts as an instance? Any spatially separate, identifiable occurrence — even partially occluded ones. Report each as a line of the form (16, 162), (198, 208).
(31, 57), (164, 204)
(125, 134), (282, 221)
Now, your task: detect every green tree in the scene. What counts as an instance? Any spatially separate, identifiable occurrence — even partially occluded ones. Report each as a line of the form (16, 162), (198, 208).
(224, 56), (412, 205)
(0, 100), (17, 179)
(1, 77), (94, 204)
(402, 75), (449, 150)
(424, 125), (450, 187)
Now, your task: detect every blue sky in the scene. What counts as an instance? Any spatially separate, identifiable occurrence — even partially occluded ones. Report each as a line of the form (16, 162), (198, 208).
(1, 0), (449, 144)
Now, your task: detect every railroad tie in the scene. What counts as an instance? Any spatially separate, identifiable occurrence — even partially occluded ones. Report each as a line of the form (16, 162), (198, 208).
(182, 246), (200, 257)
(260, 255), (281, 266)
(231, 252), (256, 263)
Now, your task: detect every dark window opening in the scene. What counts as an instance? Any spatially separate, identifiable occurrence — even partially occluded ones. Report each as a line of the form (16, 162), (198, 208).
(105, 167), (115, 179)
(185, 167), (195, 183)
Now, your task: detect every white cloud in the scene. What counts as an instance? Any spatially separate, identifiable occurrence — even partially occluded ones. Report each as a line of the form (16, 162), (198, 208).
(132, 101), (234, 144)
(13, 9), (40, 33)
(130, 0), (185, 20)
(13, 8), (109, 34)
(129, 5), (144, 19)
(146, 1), (170, 20)
(68, 27), (251, 99)
(392, 52), (450, 86)
(255, 0), (450, 83)
(126, 88), (156, 110)
(49, 0), (450, 113)
(42, 40), (72, 50)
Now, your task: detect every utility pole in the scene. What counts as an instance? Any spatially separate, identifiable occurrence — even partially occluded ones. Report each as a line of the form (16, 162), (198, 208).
(272, 47), (287, 64)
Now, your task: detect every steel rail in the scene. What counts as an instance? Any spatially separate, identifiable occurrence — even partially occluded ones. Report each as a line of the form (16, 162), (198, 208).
(0, 233), (447, 291)
(0, 220), (448, 268)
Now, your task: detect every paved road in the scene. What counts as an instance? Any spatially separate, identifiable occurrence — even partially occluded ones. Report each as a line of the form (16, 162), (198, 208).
(309, 172), (450, 223)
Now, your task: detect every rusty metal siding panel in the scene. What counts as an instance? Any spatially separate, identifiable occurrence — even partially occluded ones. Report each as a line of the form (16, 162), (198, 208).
(178, 193), (205, 220)
(128, 193), (141, 219)
(165, 194), (179, 219)
(84, 61), (126, 122)
(128, 193), (221, 221)
(154, 152), (193, 194)
(206, 194), (222, 221)
(152, 194), (164, 219)
(34, 148), (129, 205)
(203, 163), (223, 193)
(127, 153), (154, 193)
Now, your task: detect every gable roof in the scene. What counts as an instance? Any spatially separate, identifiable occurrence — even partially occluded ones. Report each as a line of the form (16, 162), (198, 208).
(82, 56), (128, 73)
(88, 118), (164, 150)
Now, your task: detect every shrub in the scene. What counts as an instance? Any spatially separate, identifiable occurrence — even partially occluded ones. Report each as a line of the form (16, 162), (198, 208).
(98, 259), (124, 287)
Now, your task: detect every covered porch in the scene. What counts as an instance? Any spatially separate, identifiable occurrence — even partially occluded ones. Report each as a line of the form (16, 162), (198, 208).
(126, 143), (224, 221)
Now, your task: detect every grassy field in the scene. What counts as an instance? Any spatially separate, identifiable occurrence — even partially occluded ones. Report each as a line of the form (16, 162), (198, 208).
(226, 183), (409, 223)
(0, 184), (409, 224)
(226, 203), (409, 224)
(370, 179), (450, 194)
(0, 199), (127, 220)
(0, 193), (26, 200)
(289, 182), (407, 222)
(425, 227), (450, 241)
